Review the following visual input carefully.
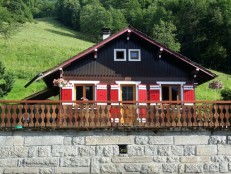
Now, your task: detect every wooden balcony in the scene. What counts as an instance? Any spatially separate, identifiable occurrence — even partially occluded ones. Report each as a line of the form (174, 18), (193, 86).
(0, 100), (230, 130)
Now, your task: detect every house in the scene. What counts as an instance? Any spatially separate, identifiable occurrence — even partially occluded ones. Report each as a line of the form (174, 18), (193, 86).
(24, 27), (216, 104)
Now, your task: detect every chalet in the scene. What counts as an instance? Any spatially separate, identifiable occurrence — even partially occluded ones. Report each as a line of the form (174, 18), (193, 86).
(25, 27), (216, 105)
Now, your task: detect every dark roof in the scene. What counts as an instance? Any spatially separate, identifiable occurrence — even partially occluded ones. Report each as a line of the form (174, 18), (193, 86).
(25, 26), (216, 88)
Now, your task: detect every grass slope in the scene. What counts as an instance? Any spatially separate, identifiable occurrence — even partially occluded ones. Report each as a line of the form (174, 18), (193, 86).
(0, 18), (93, 100)
(0, 18), (230, 100)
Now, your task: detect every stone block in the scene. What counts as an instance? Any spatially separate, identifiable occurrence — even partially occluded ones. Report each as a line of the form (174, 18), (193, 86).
(204, 163), (219, 173)
(11, 146), (29, 158)
(185, 164), (203, 173)
(55, 167), (90, 174)
(153, 156), (166, 163)
(178, 164), (185, 173)
(127, 145), (144, 156)
(0, 147), (11, 158)
(197, 145), (217, 156)
(180, 156), (210, 163)
(162, 164), (177, 173)
(135, 136), (149, 145)
(211, 155), (226, 162)
(13, 136), (24, 146)
(140, 164), (162, 174)
(124, 164), (142, 172)
(78, 146), (95, 156)
(0, 136), (13, 146)
(39, 168), (54, 174)
(184, 146), (196, 156)
(220, 163), (228, 173)
(167, 156), (179, 163)
(171, 145), (183, 156)
(0, 159), (18, 167)
(95, 145), (119, 157)
(158, 145), (171, 156)
(38, 146), (51, 157)
(92, 157), (111, 164)
(175, 136), (209, 145)
(100, 164), (119, 174)
(60, 157), (90, 167)
(3, 167), (38, 174)
(28, 146), (38, 157)
(149, 136), (173, 145)
(91, 165), (100, 174)
(25, 136), (63, 146)
(209, 136), (226, 144)
(227, 136), (231, 144)
(52, 145), (77, 157)
(23, 157), (59, 167)
(218, 145), (231, 155)
(73, 137), (85, 145)
(63, 137), (72, 145)
(112, 156), (152, 163)
(86, 136), (134, 145)
(144, 145), (157, 156)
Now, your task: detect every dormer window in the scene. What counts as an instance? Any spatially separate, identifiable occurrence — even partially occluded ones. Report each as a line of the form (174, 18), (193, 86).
(114, 49), (126, 61)
(129, 49), (141, 61)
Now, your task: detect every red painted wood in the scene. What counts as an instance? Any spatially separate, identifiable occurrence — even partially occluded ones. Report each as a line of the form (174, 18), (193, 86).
(61, 89), (72, 100)
(138, 84), (147, 101)
(183, 85), (195, 101)
(96, 84), (107, 101)
(110, 84), (119, 101)
(150, 85), (160, 101)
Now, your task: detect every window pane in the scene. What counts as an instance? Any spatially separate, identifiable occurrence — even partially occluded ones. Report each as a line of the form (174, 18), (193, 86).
(86, 86), (93, 100)
(76, 86), (83, 100)
(130, 51), (139, 59)
(162, 86), (169, 101)
(171, 86), (179, 101)
(116, 51), (124, 59)
(122, 86), (134, 101)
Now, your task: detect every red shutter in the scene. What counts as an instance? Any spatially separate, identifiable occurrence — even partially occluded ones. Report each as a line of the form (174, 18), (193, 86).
(61, 88), (72, 103)
(110, 84), (119, 123)
(149, 85), (160, 101)
(138, 84), (147, 102)
(96, 84), (107, 105)
(138, 84), (147, 123)
(183, 85), (195, 102)
(110, 84), (119, 102)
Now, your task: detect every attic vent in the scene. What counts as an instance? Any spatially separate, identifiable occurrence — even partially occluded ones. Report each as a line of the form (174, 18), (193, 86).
(102, 28), (111, 40)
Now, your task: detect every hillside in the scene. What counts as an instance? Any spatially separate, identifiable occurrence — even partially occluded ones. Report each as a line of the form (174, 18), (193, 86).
(0, 18), (230, 100)
(0, 18), (94, 100)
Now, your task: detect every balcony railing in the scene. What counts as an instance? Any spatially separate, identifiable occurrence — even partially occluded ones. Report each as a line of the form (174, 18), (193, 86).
(0, 100), (230, 130)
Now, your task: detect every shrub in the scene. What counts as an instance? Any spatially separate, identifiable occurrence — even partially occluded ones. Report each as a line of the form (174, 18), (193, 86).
(220, 88), (231, 101)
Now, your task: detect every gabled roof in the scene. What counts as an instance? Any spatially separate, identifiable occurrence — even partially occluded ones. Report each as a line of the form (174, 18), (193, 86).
(25, 26), (216, 88)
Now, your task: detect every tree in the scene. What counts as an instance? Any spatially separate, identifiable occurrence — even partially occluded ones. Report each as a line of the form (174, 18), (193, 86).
(0, 61), (15, 98)
(109, 7), (127, 33)
(80, 3), (112, 41)
(152, 20), (180, 52)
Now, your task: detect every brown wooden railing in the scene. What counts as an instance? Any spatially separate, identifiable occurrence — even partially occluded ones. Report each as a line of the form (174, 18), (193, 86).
(0, 100), (230, 130)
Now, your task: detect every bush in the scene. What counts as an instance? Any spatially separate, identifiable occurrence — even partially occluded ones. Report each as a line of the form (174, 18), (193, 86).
(220, 88), (231, 101)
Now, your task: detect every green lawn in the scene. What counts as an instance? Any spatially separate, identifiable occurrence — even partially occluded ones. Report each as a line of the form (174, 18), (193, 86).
(0, 18), (230, 100)
(0, 18), (94, 100)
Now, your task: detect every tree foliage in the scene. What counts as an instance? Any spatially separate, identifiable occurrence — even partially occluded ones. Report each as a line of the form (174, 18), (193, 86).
(0, 61), (15, 98)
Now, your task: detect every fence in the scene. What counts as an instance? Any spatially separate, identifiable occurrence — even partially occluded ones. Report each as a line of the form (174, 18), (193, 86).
(0, 100), (230, 129)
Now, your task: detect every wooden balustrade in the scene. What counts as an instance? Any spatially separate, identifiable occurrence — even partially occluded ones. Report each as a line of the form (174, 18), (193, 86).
(0, 100), (230, 129)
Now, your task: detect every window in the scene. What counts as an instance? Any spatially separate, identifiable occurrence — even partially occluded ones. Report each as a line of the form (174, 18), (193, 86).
(162, 85), (181, 101)
(129, 49), (141, 61)
(114, 49), (126, 61)
(121, 85), (135, 101)
(76, 85), (94, 100)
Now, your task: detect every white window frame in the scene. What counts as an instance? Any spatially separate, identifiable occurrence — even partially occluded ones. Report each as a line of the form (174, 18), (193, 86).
(128, 49), (141, 61)
(156, 81), (186, 102)
(114, 49), (126, 61)
(115, 81), (141, 101)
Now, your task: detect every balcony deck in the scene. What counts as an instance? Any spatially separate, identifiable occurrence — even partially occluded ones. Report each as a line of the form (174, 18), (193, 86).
(0, 100), (230, 130)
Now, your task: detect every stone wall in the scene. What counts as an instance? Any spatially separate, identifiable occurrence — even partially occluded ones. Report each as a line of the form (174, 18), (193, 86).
(0, 130), (231, 174)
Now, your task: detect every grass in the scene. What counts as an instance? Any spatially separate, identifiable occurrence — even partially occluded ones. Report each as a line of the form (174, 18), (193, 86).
(0, 18), (94, 100)
(0, 18), (230, 100)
